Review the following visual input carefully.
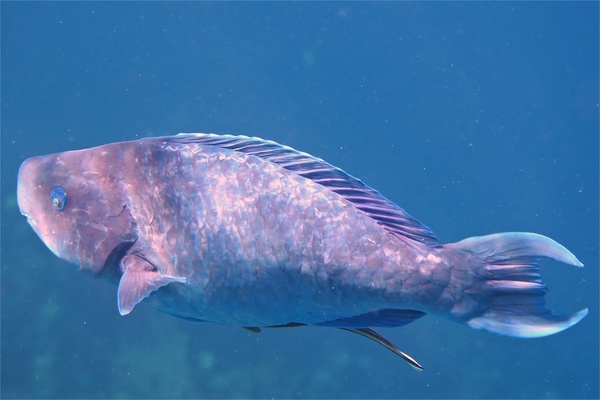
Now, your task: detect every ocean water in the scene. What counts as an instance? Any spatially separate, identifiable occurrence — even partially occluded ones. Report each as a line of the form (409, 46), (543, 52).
(1, 2), (598, 398)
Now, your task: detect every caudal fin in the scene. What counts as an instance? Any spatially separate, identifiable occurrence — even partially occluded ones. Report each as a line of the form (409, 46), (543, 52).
(447, 232), (587, 338)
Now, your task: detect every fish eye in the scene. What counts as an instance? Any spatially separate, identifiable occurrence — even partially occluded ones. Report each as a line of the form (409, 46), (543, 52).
(49, 186), (67, 211)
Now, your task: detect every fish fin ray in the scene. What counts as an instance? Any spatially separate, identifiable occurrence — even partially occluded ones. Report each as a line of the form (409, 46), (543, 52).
(117, 255), (186, 316)
(165, 133), (438, 246)
(316, 308), (426, 328)
(447, 232), (587, 337)
(244, 323), (307, 333)
(341, 328), (423, 370)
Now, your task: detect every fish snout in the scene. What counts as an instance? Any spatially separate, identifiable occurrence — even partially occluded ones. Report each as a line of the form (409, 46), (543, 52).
(17, 161), (38, 227)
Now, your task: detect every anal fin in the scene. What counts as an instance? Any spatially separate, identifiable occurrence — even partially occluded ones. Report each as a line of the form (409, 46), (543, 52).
(317, 308), (426, 328)
(244, 323), (307, 333)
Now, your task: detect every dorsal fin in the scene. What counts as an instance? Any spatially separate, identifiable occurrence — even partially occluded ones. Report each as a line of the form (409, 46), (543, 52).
(163, 133), (438, 246)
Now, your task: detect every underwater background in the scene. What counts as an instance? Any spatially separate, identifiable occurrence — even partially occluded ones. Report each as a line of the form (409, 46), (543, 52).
(1, 2), (598, 399)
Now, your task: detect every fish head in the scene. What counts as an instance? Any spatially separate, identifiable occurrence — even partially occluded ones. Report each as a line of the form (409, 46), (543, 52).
(17, 146), (138, 275)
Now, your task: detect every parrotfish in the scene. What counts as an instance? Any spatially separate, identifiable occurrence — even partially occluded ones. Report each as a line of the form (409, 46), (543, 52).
(17, 133), (587, 370)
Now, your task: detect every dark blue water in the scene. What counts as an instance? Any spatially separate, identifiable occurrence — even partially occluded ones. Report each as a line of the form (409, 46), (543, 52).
(2, 2), (598, 398)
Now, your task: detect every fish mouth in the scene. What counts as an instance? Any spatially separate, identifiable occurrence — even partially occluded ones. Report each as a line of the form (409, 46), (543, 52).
(21, 211), (36, 227)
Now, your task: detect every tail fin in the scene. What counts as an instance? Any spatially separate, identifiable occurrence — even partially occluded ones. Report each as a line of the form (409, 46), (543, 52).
(447, 232), (587, 338)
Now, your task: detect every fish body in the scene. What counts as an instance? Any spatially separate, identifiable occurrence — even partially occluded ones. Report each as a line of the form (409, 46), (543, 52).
(17, 133), (587, 367)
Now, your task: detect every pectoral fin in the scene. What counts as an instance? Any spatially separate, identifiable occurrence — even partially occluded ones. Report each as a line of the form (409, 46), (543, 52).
(117, 254), (186, 316)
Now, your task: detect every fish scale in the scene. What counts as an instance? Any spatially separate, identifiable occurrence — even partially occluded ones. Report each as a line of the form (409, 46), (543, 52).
(153, 141), (420, 321)
(16, 132), (587, 370)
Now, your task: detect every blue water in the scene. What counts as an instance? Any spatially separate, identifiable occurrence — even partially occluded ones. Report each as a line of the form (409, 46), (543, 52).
(2, 2), (598, 398)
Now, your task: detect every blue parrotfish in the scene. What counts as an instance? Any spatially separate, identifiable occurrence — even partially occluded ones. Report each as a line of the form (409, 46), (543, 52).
(17, 133), (587, 370)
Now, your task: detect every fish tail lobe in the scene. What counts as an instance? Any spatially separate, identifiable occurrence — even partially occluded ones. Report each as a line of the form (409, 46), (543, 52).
(446, 232), (587, 338)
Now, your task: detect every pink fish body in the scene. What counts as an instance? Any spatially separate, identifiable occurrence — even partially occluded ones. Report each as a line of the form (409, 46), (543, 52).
(17, 133), (587, 369)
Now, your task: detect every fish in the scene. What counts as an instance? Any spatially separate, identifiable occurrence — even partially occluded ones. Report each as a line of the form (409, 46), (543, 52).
(17, 133), (587, 370)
